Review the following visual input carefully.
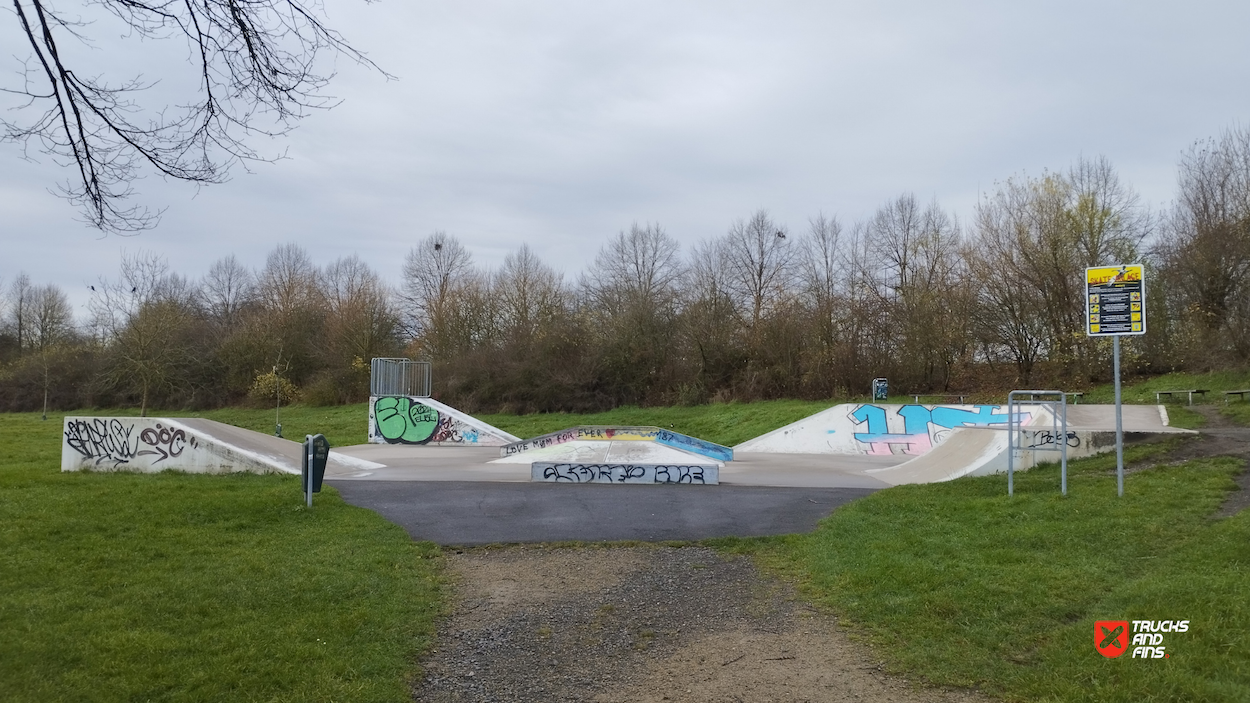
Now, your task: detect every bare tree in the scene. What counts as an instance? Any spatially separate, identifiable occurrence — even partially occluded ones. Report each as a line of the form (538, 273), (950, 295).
(494, 244), (565, 339)
(256, 243), (320, 316)
(679, 237), (744, 397)
(581, 223), (683, 313)
(88, 253), (198, 415)
(2, 0), (385, 231)
(401, 231), (474, 344)
(201, 255), (256, 330)
(1156, 125), (1250, 354)
(723, 209), (797, 329)
(579, 223), (684, 404)
(28, 283), (74, 419)
(975, 158), (1148, 374)
(322, 254), (400, 364)
(5, 273), (34, 353)
(87, 250), (179, 340)
(28, 283), (74, 352)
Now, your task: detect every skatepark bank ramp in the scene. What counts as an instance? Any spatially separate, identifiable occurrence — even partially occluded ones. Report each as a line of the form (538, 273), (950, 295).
(368, 396), (520, 447)
(62, 416), (381, 475)
(735, 402), (1193, 485)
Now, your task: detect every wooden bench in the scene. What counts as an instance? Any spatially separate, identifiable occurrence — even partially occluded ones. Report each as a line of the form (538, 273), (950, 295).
(1155, 389), (1209, 406)
(1224, 390), (1250, 404)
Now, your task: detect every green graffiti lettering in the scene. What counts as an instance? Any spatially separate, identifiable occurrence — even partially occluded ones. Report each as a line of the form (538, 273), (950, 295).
(374, 397), (439, 444)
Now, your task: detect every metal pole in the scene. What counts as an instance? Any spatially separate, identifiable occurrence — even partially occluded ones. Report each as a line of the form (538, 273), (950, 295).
(306, 436), (314, 508)
(1007, 392), (1015, 497)
(274, 364), (281, 437)
(1060, 394), (1068, 496)
(1114, 335), (1124, 497)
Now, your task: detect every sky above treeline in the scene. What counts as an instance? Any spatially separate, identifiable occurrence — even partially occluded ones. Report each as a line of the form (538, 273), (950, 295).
(2, 0), (1249, 315)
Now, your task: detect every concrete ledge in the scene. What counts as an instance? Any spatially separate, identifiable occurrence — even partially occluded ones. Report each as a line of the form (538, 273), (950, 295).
(531, 462), (720, 485)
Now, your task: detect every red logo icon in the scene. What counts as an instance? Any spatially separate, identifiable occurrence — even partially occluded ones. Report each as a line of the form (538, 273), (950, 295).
(1095, 621), (1129, 658)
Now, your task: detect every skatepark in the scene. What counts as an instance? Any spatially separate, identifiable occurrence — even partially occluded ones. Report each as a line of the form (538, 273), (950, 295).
(60, 389), (1193, 544)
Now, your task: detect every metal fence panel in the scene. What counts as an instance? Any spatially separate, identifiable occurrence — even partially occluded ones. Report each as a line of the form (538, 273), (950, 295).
(370, 358), (431, 397)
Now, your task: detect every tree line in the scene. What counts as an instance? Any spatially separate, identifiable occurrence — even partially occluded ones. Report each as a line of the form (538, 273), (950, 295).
(3, 126), (1249, 414)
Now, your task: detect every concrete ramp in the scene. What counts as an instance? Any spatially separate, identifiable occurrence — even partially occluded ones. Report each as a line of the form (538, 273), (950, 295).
(854, 404), (1195, 486)
(492, 427), (728, 486)
(500, 426), (733, 463)
(492, 439), (722, 467)
(368, 396), (520, 447)
(736, 403), (1032, 457)
(734, 402), (1197, 486)
(62, 417), (381, 475)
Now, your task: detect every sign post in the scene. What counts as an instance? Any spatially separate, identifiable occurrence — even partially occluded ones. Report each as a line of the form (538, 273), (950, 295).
(301, 433), (330, 507)
(1085, 264), (1146, 497)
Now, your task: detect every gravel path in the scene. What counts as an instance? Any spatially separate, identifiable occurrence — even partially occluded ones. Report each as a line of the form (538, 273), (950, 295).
(413, 545), (992, 703)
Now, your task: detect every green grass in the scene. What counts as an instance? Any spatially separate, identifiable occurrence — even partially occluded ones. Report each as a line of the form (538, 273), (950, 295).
(64, 398), (837, 448)
(475, 398), (836, 447)
(1162, 404), (1206, 430)
(1221, 401), (1250, 427)
(717, 441), (1250, 702)
(0, 412), (443, 702)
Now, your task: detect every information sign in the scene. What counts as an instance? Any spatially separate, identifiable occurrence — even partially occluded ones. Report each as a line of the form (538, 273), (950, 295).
(1086, 264), (1145, 336)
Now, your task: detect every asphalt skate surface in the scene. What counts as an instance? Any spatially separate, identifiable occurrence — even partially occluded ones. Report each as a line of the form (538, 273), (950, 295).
(329, 480), (877, 546)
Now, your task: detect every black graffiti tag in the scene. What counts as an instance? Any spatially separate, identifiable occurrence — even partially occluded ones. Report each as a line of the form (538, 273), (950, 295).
(136, 423), (193, 464)
(64, 419), (139, 467)
(1026, 430), (1081, 449)
(538, 463), (709, 484)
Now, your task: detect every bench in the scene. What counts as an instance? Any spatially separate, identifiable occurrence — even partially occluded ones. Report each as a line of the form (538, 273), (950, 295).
(910, 394), (967, 404)
(1015, 392), (1083, 404)
(1224, 390), (1250, 404)
(1155, 389), (1209, 406)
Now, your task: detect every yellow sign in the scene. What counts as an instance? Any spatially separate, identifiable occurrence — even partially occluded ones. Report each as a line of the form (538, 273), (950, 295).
(1086, 264), (1146, 336)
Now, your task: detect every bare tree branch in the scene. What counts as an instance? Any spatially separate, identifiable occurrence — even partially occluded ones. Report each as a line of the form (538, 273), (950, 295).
(3, 0), (388, 232)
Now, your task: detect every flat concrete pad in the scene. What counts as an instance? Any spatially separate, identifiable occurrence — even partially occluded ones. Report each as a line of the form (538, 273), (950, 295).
(328, 443), (898, 488)
(328, 480), (878, 546)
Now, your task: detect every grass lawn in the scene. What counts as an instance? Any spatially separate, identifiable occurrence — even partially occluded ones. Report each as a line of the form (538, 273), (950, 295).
(716, 440), (1250, 702)
(1222, 400), (1250, 427)
(0, 412), (443, 702)
(475, 398), (837, 447)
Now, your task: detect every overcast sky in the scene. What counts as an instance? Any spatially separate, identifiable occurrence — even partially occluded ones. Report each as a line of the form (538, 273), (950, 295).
(3, 0), (1249, 315)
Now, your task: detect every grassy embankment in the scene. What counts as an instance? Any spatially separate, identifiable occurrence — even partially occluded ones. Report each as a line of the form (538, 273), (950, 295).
(0, 412), (443, 702)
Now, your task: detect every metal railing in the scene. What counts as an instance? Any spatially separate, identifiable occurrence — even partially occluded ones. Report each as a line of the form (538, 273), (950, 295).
(1006, 390), (1068, 497)
(370, 358), (431, 398)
